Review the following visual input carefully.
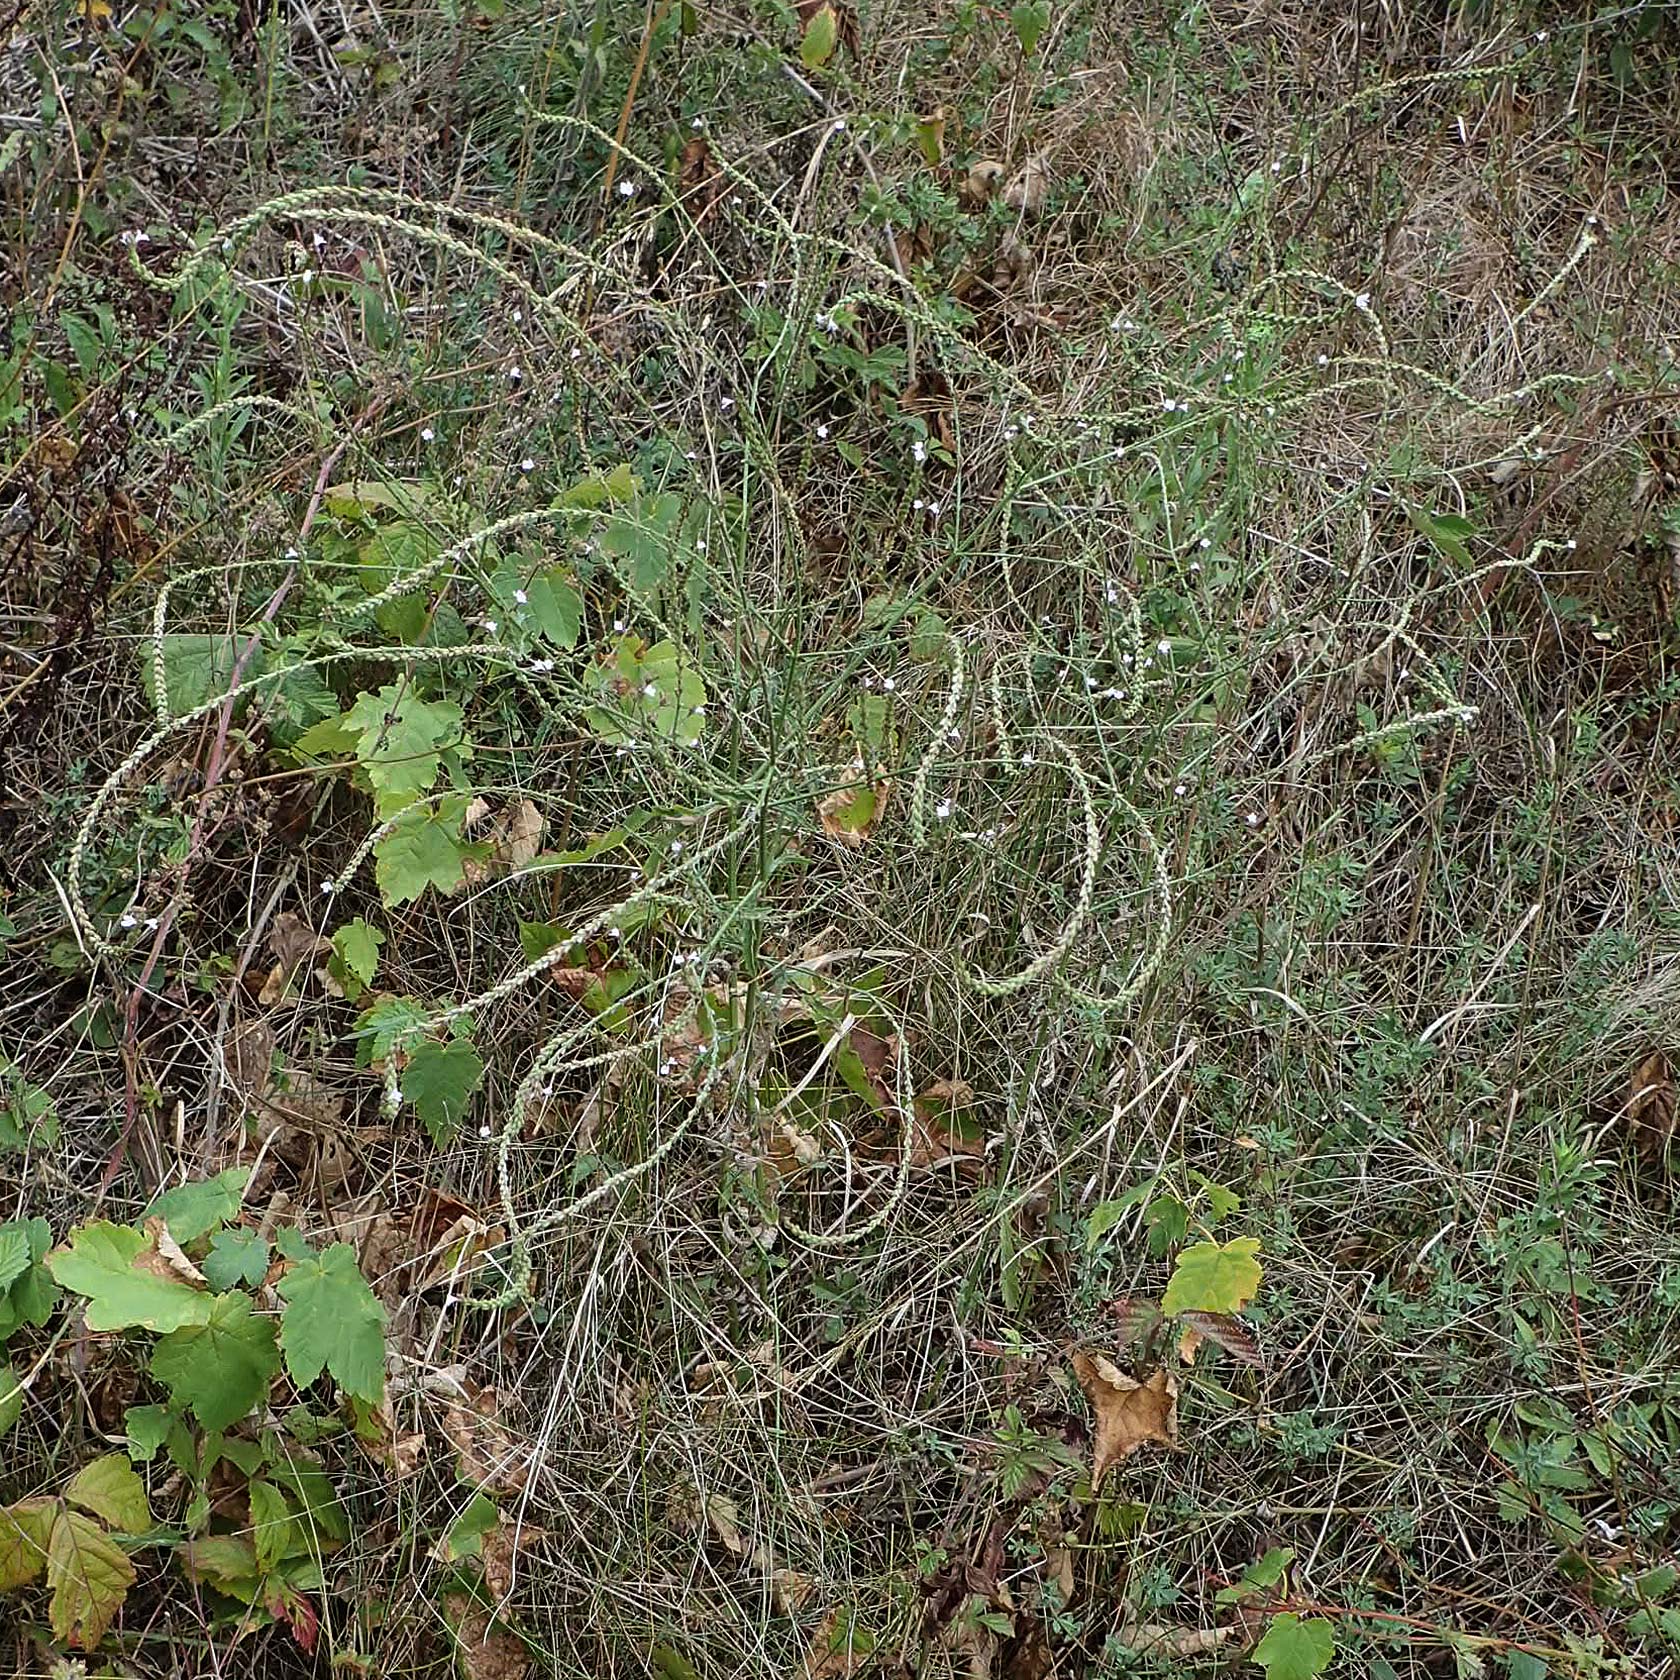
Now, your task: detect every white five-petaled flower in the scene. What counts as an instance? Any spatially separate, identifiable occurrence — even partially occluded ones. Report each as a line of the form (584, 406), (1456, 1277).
(1355, 291), (1371, 310)
(1175, 783), (1188, 796)
(643, 683), (658, 698)
(321, 880), (335, 895)
(120, 914), (137, 929)
(1246, 811), (1262, 827)
(520, 457), (535, 472)
(1316, 353), (1329, 367)
(569, 346), (582, 361)
(934, 799), (952, 819)
(882, 676), (895, 691)
(816, 424), (829, 438)
(618, 178), (636, 197)
(1199, 536), (1212, 550)
(719, 395), (735, 411)
(421, 426), (435, 442)
(614, 619), (626, 632)
(479, 1124), (493, 1138)
(509, 365), (523, 381)
(513, 588), (528, 604)
(912, 439), (927, 462)
(692, 116), (705, 129)
(1157, 639), (1172, 656)
(483, 619), (499, 634)
(512, 308), (523, 323)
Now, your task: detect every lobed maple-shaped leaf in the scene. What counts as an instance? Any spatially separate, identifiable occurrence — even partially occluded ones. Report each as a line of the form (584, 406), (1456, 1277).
(1253, 1612), (1335, 1680)
(202, 1227), (270, 1292)
(277, 1244), (386, 1402)
(64, 1455), (151, 1534)
(344, 686), (464, 809)
(46, 1508), (135, 1648)
(1161, 1236), (1262, 1317)
(375, 796), (470, 906)
(330, 917), (384, 997)
(150, 1291), (282, 1430)
(402, 1039), (485, 1148)
(47, 1222), (213, 1333)
(145, 1167), (250, 1244)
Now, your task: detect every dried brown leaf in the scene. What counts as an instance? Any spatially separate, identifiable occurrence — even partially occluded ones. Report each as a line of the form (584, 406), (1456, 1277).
(142, 1218), (207, 1286)
(462, 799), (545, 886)
(1071, 1352), (1177, 1488)
(799, 1608), (875, 1680)
(1111, 1622), (1230, 1657)
(1628, 1050), (1676, 1159)
(479, 1513), (547, 1601)
(441, 1382), (533, 1496)
(1003, 154), (1050, 217)
(444, 1597), (529, 1680)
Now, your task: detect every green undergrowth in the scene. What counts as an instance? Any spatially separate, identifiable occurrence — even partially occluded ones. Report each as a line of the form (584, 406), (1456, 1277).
(4, 1), (1680, 1677)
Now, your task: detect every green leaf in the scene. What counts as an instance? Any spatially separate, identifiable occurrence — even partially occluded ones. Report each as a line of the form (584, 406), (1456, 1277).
(1161, 1236), (1263, 1316)
(359, 521), (441, 643)
(1501, 1656), (1546, 1680)
(48, 1221), (214, 1333)
(138, 631), (262, 718)
(1407, 504), (1476, 567)
(587, 636), (707, 746)
(492, 558), (582, 651)
(374, 795), (470, 906)
(261, 1450), (349, 1541)
(1216, 1546), (1293, 1605)
(146, 1166), (250, 1244)
(47, 1507), (136, 1648)
(909, 610), (948, 662)
(277, 1243), (386, 1402)
(0, 1223), (29, 1291)
(328, 917), (384, 1001)
(124, 1404), (173, 1464)
(799, 1), (838, 68)
(151, 1291), (282, 1430)
(1253, 1612), (1335, 1680)
(344, 685), (464, 809)
(0, 1362), (20, 1437)
(248, 1478), (296, 1575)
(0, 1499), (53, 1590)
(402, 1039), (486, 1148)
(64, 1454), (152, 1533)
(202, 1226), (270, 1292)
(1010, 0), (1049, 54)
(438, 1491), (499, 1561)
(180, 1532), (262, 1597)
(1084, 1180), (1158, 1248)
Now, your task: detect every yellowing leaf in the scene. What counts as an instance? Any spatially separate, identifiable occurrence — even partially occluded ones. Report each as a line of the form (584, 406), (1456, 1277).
(1071, 1352), (1177, 1488)
(799, 2), (839, 68)
(0, 1499), (53, 1589)
(47, 1508), (135, 1648)
(64, 1455), (151, 1533)
(1160, 1236), (1262, 1316)
(47, 1221), (214, 1333)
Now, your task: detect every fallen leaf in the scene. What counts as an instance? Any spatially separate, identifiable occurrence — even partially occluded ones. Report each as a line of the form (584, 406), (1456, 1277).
(1071, 1352), (1177, 1488)
(353, 1391), (426, 1478)
(1627, 1050), (1676, 1159)
(799, 1607), (875, 1679)
(142, 1218), (207, 1286)
(441, 1381), (534, 1496)
(1177, 1310), (1264, 1368)
(444, 1596), (529, 1680)
(958, 159), (1004, 209)
(703, 1491), (746, 1558)
(462, 799), (545, 886)
(479, 1512), (547, 1601)
(1111, 1623), (1230, 1658)
(259, 913), (332, 1005)
(817, 771), (890, 845)
(1003, 154), (1050, 217)
(909, 1078), (986, 1169)
(678, 134), (724, 225)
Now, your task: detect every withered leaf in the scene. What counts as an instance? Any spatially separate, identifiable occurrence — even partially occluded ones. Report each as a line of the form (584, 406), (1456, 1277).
(443, 1596), (529, 1680)
(1176, 1310), (1263, 1368)
(461, 799), (545, 886)
(1628, 1050), (1676, 1159)
(1071, 1352), (1176, 1488)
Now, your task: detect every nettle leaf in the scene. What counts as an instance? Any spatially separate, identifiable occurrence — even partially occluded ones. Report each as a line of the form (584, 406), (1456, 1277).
(343, 685), (465, 810)
(64, 1454), (152, 1534)
(48, 1221), (214, 1333)
(328, 918), (384, 1001)
(375, 795), (471, 906)
(146, 1166), (250, 1244)
(402, 1039), (485, 1148)
(1253, 1612), (1335, 1680)
(150, 1291), (282, 1430)
(587, 636), (707, 746)
(1160, 1236), (1262, 1317)
(202, 1226), (270, 1292)
(138, 631), (262, 718)
(47, 1507), (136, 1648)
(0, 1499), (53, 1590)
(277, 1243), (386, 1402)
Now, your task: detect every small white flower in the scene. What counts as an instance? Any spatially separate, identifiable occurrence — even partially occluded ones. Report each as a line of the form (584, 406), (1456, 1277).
(421, 426), (435, 442)
(479, 1124), (493, 1139)
(614, 618), (627, 632)
(1222, 372), (1234, 383)
(1004, 425), (1018, 440)
(685, 449), (697, 460)
(1270, 159), (1282, 174)
(1103, 686), (1123, 700)
(692, 705), (705, 717)
(929, 501), (942, 516)
(1157, 638), (1172, 656)
(569, 346), (582, 361)
(299, 268), (315, 284)
(618, 178), (637, 197)
(913, 498), (924, 511)
(1535, 28), (1547, 42)
(285, 546), (299, 559)
(1265, 403), (1276, 417)
(1566, 538), (1578, 551)
(934, 799), (953, 819)
(694, 538), (706, 552)
(513, 588), (528, 604)
(512, 307), (523, 323)
(691, 115), (705, 129)
(719, 395), (735, 411)
(833, 117), (847, 130)
(862, 676), (874, 689)
(1021, 751), (1035, 766)
(312, 229), (326, 250)
(1083, 675), (1097, 689)
(145, 917), (159, 930)
(1199, 536), (1212, 550)
(1316, 353), (1329, 367)
(817, 311), (839, 334)
(520, 457), (535, 472)
(1189, 561), (1202, 574)
(731, 194), (744, 207)
(912, 439), (927, 462)
(1162, 398), (1178, 412)
(609, 926), (622, 940)
(1245, 811), (1262, 827)
(643, 682), (658, 698)
(483, 618), (499, 634)
(816, 424), (830, 438)
(320, 880), (335, 895)
(671, 841), (684, 855)
(882, 676), (895, 692)
(120, 914), (137, 929)
(509, 365), (523, 381)
(1174, 783), (1188, 796)
(1355, 291), (1371, 310)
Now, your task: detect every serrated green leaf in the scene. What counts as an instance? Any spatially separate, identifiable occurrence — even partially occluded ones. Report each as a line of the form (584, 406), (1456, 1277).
(354, 995), (432, 1066)
(124, 1404), (173, 1463)
(261, 1449), (349, 1541)
(64, 1454), (152, 1533)
(138, 632), (262, 718)
(799, 1), (838, 67)
(1161, 1236), (1263, 1316)
(1216, 1545), (1293, 1605)
(151, 1291), (282, 1430)
(248, 1478), (296, 1575)
(1253, 1612), (1335, 1680)
(0, 1223), (31, 1291)
(909, 610), (948, 662)
(0, 1361), (20, 1436)
(180, 1532), (261, 1597)
(277, 1243), (386, 1402)
(0, 1499), (53, 1589)
(344, 685), (464, 808)
(402, 1039), (485, 1148)
(47, 1222), (214, 1333)
(1501, 1654), (1547, 1680)
(587, 636), (706, 746)
(202, 1226), (270, 1292)
(146, 1166), (250, 1243)
(47, 1507), (136, 1648)
(331, 918), (384, 991)
(359, 521), (441, 644)
(374, 795), (470, 906)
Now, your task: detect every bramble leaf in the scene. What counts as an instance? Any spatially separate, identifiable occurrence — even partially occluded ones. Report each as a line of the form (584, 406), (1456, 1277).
(47, 1508), (136, 1648)
(0, 1217), (56, 1340)
(47, 1221), (213, 1333)
(277, 1244), (386, 1402)
(146, 1167), (250, 1244)
(64, 1454), (151, 1533)
(1160, 1236), (1262, 1317)
(1253, 1612), (1335, 1680)
(0, 1499), (53, 1589)
(150, 1291), (282, 1430)
(403, 1039), (485, 1148)
(202, 1227), (270, 1292)
(138, 631), (261, 718)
